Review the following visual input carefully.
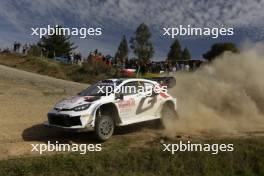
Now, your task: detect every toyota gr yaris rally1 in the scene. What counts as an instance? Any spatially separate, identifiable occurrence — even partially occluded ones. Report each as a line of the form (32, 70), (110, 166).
(45, 78), (177, 141)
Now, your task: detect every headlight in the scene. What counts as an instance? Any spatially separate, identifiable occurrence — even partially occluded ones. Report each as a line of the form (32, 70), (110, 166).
(72, 104), (90, 111)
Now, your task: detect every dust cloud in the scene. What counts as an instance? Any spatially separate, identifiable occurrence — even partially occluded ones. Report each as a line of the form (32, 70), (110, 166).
(165, 43), (264, 137)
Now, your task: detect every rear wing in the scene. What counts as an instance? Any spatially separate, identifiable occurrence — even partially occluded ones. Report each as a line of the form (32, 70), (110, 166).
(147, 77), (176, 88)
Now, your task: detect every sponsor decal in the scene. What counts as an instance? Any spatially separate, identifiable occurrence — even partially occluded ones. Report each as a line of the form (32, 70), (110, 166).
(136, 96), (157, 114)
(118, 98), (135, 108)
(159, 92), (169, 99)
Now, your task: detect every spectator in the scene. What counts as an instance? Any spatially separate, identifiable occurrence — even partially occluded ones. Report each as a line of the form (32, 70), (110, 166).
(180, 63), (184, 71)
(22, 44), (28, 55)
(185, 64), (190, 71)
(70, 53), (74, 63)
(176, 63), (180, 70)
(13, 41), (17, 52)
(17, 42), (21, 53)
(172, 66), (177, 73)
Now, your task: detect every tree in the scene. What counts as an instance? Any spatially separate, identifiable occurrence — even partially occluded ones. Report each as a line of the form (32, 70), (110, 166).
(167, 39), (182, 64)
(182, 47), (191, 60)
(130, 23), (154, 65)
(203, 43), (238, 62)
(38, 26), (75, 58)
(115, 35), (129, 65)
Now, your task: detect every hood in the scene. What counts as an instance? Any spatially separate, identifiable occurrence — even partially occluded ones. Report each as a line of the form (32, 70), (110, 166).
(54, 96), (100, 109)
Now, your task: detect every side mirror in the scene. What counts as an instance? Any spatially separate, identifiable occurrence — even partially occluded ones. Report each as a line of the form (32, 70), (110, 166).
(115, 93), (124, 100)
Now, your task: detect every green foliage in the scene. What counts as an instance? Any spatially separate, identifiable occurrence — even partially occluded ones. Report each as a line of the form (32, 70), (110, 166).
(115, 35), (129, 64)
(130, 23), (154, 65)
(38, 26), (76, 58)
(69, 59), (119, 83)
(27, 45), (42, 57)
(167, 39), (182, 63)
(203, 43), (239, 61)
(182, 47), (191, 60)
(167, 40), (192, 63)
(0, 53), (118, 84)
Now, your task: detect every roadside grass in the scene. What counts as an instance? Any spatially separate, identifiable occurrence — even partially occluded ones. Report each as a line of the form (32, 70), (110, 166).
(0, 138), (264, 176)
(0, 53), (76, 80)
(0, 53), (118, 83)
(0, 53), (164, 84)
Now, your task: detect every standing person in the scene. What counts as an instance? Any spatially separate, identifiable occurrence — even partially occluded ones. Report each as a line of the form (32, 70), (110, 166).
(167, 63), (171, 75)
(185, 64), (190, 71)
(22, 44), (27, 55)
(17, 42), (21, 53)
(13, 41), (17, 52)
(73, 53), (77, 64)
(176, 63), (180, 70)
(77, 53), (82, 64)
(193, 62), (197, 71)
(70, 53), (74, 64)
(172, 65), (177, 73)
(25, 44), (29, 55)
(180, 63), (184, 71)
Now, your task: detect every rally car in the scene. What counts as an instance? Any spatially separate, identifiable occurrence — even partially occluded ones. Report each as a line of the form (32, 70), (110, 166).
(44, 78), (178, 141)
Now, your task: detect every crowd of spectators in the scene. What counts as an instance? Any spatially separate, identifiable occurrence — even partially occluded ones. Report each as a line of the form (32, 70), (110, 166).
(1, 43), (203, 74)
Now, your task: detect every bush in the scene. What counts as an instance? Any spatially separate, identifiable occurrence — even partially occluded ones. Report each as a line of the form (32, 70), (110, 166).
(69, 59), (120, 83)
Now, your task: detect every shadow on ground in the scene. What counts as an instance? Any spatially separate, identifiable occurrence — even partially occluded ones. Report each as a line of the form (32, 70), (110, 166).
(22, 120), (162, 144)
(22, 124), (97, 144)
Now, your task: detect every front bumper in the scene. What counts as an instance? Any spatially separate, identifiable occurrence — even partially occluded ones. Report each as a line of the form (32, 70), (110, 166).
(45, 112), (94, 131)
(43, 121), (94, 132)
(48, 113), (82, 127)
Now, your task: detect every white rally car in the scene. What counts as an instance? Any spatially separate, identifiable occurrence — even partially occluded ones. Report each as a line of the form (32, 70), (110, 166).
(45, 78), (177, 141)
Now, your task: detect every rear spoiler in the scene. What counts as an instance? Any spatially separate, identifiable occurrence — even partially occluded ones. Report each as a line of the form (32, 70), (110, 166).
(147, 77), (176, 88)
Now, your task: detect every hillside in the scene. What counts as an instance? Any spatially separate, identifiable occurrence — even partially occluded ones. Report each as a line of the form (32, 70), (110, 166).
(0, 53), (75, 80)
(0, 53), (117, 83)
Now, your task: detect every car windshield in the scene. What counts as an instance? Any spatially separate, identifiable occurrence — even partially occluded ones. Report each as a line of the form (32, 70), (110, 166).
(78, 80), (115, 96)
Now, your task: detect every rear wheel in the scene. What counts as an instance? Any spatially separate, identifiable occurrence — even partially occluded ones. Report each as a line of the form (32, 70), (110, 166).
(94, 115), (115, 142)
(161, 103), (178, 128)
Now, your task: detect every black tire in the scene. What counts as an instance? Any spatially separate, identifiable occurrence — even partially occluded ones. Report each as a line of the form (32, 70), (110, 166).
(161, 103), (178, 128)
(94, 115), (115, 142)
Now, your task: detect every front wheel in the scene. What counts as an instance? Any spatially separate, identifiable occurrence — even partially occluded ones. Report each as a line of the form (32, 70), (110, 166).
(94, 115), (115, 142)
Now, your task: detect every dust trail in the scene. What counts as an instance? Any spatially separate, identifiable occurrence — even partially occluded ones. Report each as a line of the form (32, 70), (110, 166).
(165, 43), (264, 137)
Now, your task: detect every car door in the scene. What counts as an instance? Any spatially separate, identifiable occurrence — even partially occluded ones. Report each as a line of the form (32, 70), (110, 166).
(115, 81), (146, 125)
(135, 81), (160, 119)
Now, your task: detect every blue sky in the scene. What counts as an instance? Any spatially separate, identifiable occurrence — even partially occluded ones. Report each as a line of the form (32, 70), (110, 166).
(0, 0), (264, 60)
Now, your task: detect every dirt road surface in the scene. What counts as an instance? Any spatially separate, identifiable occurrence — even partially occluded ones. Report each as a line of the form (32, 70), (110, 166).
(0, 65), (89, 159)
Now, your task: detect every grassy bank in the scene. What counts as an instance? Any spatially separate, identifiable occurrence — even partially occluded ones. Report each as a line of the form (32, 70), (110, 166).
(0, 53), (118, 83)
(0, 138), (264, 176)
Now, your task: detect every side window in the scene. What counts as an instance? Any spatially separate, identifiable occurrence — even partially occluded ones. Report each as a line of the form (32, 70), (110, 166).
(144, 82), (158, 96)
(144, 82), (154, 92)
